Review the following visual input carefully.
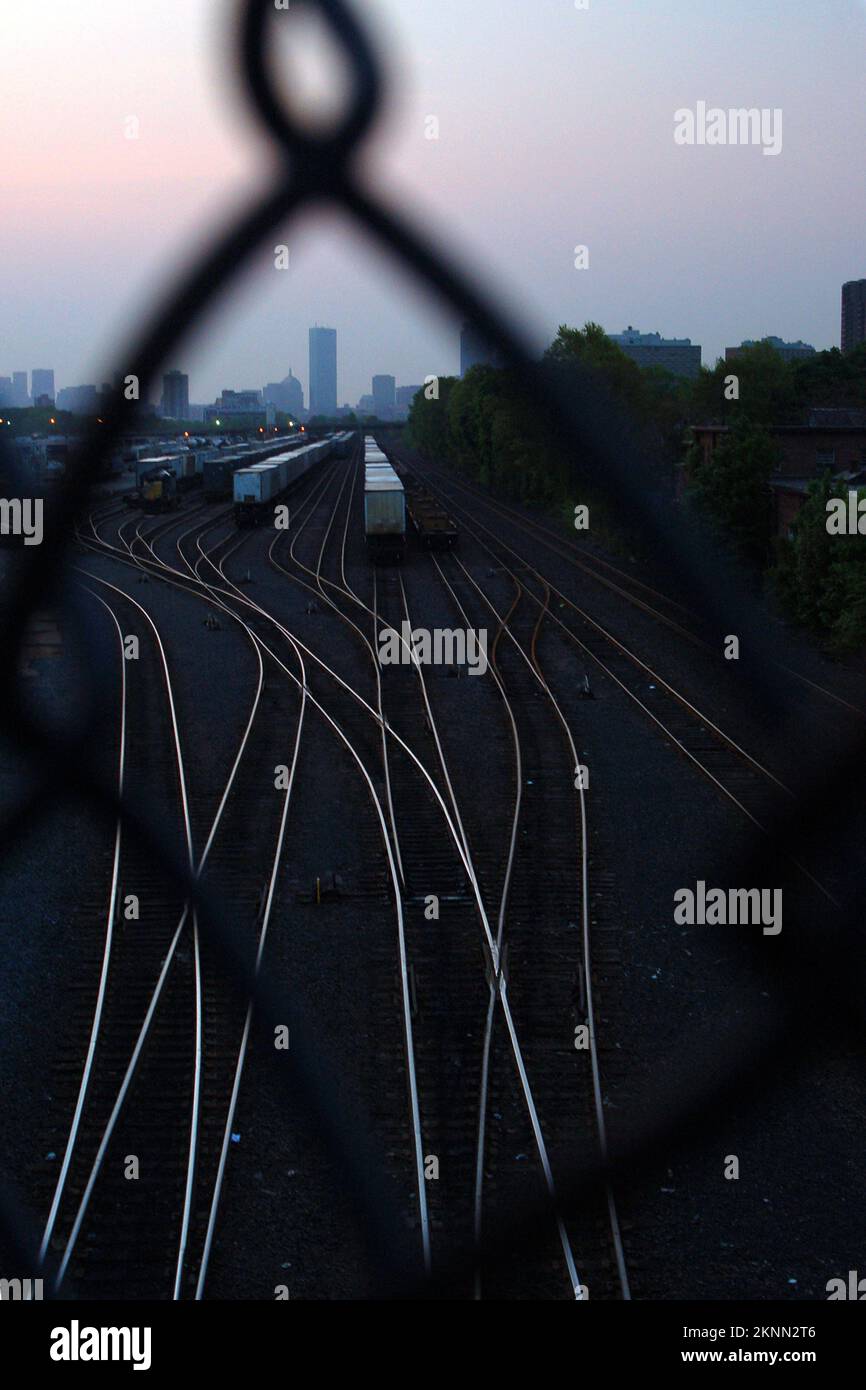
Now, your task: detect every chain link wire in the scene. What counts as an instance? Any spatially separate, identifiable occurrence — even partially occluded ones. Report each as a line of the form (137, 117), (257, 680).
(1, 0), (863, 1297)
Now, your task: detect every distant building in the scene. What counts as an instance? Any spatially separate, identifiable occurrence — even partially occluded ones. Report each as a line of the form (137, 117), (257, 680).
(396, 385), (422, 409)
(203, 388), (263, 424)
(841, 280), (866, 354)
(31, 369), (55, 404)
(217, 389), (262, 411)
(309, 327), (337, 417)
(0, 377), (12, 406)
(11, 372), (30, 407)
(263, 371), (304, 419)
(372, 375), (396, 417)
(56, 384), (99, 415)
(161, 370), (189, 419)
(609, 327), (702, 380)
(356, 394), (376, 416)
(460, 322), (503, 376)
(725, 337), (816, 364)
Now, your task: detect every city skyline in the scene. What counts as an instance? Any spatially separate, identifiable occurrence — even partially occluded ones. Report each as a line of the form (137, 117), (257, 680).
(3, 1), (865, 406)
(2, 283), (862, 419)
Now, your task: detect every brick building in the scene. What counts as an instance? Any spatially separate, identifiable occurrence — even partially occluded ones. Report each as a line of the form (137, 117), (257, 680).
(689, 409), (866, 537)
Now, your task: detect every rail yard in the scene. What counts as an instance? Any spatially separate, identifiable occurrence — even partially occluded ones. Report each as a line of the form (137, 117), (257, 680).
(5, 430), (866, 1303)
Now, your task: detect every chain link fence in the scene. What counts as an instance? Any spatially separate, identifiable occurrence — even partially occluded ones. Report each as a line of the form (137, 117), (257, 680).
(1, 0), (863, 1298)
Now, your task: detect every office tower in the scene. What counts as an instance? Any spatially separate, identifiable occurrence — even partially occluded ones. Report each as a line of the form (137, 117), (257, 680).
(372, 374), (396, 416)
(11, 372), (30, 407)
(608, 327), (702, 381)
(31, 369), (55, 403)
(309, 327), (337, 417)
(841, 281), (866, 354)
(161, 369), (189, 419)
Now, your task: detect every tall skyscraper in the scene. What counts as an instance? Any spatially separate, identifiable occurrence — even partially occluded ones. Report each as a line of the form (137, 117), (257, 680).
(11, 372), (30, 407)
(841, 281), (866, 354)
(31, 369), (55, 403)
(309, 327), (337, 418)
(161, 369), (189, 419)
(372, 374), (396, 416)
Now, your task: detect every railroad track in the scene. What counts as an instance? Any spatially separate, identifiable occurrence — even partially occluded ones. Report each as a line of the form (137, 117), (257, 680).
(391, 449), (839, 902)
(38, 505), (306, 1298)
(56, 445), (634, 1298)
(266, 450), (620, 1296)
(36, 575), (197, 1298)
(407, 457), (866, 726)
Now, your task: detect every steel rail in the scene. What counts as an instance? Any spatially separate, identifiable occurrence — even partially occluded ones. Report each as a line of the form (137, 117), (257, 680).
(264, 457), (586, 1295)
(425, 476), (839, 906)
(37, 589), (128, 1266)
(49, 570), (197, 1292)
(421, 464), (866, 722)
(440, 551), (631, 1299)
(107, 485), (434, 1277)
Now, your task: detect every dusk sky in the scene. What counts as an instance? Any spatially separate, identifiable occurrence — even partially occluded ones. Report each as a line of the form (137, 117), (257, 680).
(3, 0), (866, 406)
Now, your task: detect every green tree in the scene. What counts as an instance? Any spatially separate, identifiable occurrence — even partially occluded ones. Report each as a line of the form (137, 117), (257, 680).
(774, 476), (866, 649)
(688, 421), (777, 563)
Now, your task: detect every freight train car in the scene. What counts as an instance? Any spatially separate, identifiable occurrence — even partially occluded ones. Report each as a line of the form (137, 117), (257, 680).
(203, 439), (300, 502)
(371, 439), (456, 550)
(203, 451), (246, 502)
(134, 452), (198, 494)
(404, 476), (458, 550)
(363, 436), (406, 562)
(232, 436), (337, 526)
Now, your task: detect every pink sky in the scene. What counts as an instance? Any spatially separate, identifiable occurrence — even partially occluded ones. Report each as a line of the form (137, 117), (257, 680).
(3, 0), (866, 404)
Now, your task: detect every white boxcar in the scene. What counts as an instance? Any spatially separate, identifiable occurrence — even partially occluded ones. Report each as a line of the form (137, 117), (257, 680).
(234, 462), (282, 506)
(364, 471), (406, 562)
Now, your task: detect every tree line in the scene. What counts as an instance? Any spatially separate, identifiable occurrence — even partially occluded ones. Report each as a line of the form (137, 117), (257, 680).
(407, 325), (866, 650)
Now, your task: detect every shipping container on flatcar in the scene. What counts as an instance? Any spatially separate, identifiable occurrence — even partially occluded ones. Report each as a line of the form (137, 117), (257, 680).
(233, 436), (338, 525)
(363, 437), (406, 562)
(203, 452), (245, 502)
